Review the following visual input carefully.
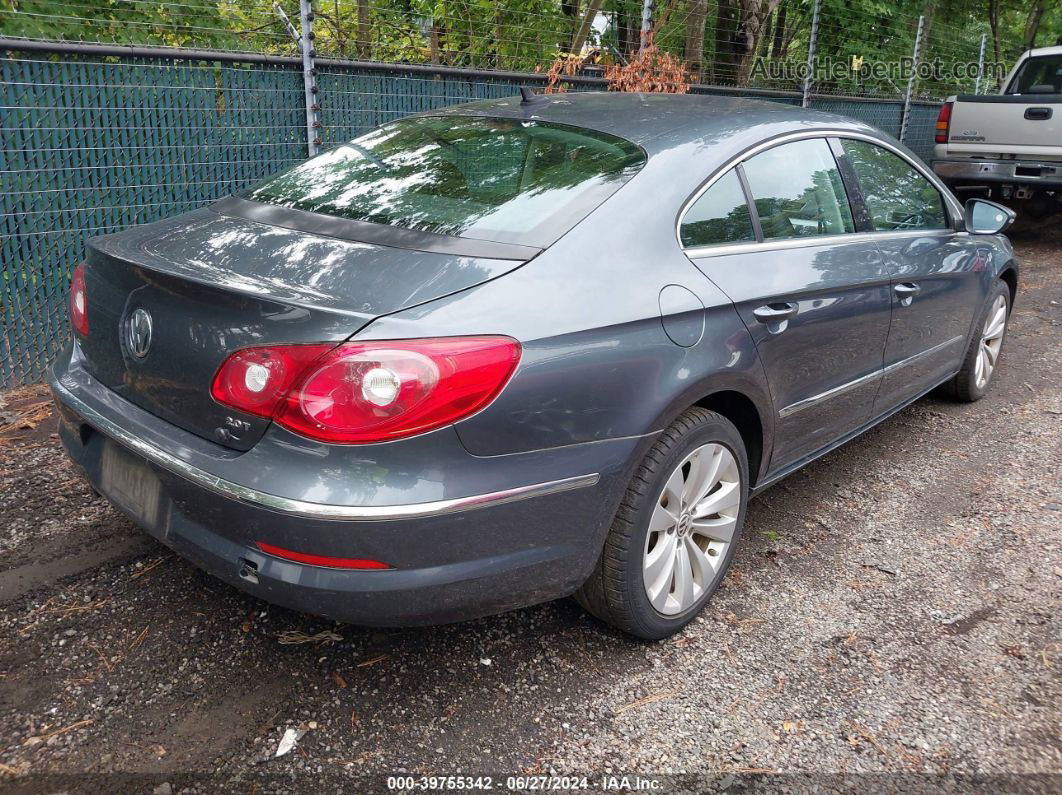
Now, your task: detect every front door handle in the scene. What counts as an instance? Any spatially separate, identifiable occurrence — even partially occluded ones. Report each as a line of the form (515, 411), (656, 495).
(894, 282), (921, 306)
(753, 302), (799, 323)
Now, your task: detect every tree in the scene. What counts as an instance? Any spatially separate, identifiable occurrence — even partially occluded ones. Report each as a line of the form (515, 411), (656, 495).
(684, 0), (708, 80)
(1023, 0), (1046, 49)
(733, 0), (784, 85)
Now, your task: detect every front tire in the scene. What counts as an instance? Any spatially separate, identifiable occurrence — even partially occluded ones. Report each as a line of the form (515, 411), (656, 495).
(575, 408), (749, 640)
(942, 279), (1011, 402)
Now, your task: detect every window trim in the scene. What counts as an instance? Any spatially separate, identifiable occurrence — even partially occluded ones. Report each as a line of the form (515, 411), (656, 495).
(833, 136), (950, 235)
(734, 163), (764, 243)
(677, 164), (760, 249)
(827, 137), (874, 233)
(676, 128), (964, 258)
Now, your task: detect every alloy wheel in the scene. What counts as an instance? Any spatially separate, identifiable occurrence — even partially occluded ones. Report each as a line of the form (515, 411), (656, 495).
(642, 442), (741, 616)
(975, 294), (1007, 390)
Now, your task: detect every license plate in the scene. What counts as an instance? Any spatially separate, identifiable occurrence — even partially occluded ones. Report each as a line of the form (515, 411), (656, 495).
(100, 441), (162, 529)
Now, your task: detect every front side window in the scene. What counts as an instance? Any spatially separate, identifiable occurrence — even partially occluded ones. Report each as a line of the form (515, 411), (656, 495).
(1007, 54), (1062, 94)
(842, 139), (946, 231)
(680, 169), (756, 248)
(245, 116), (646, 247)
(741, 139), (855, 240)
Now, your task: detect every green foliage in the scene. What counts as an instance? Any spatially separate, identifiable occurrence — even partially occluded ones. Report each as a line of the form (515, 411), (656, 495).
(1, 0), (1055, 95)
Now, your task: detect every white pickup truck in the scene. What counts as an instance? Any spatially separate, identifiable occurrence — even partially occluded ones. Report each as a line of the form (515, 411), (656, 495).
(932, 45), (1061, 219)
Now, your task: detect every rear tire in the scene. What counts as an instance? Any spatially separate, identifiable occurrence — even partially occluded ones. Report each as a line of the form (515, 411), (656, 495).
(941, 279), (1011, 402)
(575, 408), (748, 640)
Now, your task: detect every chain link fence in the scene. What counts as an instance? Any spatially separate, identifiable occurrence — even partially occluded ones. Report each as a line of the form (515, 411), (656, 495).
(0, 1), (1036, 385)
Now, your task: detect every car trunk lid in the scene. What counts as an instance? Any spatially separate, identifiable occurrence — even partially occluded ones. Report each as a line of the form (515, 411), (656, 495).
(78, 206), (531, 451)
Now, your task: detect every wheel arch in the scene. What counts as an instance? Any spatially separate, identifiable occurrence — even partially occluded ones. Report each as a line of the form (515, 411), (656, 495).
(692, 390), (766, 487)
(998, 264), (1018, 309)
(647, 376), (774, 488)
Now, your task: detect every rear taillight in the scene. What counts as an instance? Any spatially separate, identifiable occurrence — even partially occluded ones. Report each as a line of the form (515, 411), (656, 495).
(210, 344), (328, 418)
(69, 262), (89, 336)
(211, 336), (521, 444)
(935, 101), (953, 144)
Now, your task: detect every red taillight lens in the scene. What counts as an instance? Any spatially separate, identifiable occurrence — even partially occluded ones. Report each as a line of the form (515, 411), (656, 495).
(69, 262), (89, 336)
(211, 344), (330, 418)
(935, 101), (952, 144)
(211, 336), (521, 444)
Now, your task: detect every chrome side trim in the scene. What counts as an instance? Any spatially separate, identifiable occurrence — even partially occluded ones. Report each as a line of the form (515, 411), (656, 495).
(882, 334), (965, 375)
(777, 334), (966, 419)
(685, 229), (956, 260)
(51, 379), (599, 522)
(778, 369), (882, 419)
(676, 128), (965, 256)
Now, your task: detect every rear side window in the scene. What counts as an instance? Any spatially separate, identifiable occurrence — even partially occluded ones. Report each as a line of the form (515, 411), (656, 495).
(741, 139), (855, 239)
(842, 139), (946, 231)
(245, 116), (646, 248)
(680, 170), (755, 248)
(1007, 54), (1062, 94)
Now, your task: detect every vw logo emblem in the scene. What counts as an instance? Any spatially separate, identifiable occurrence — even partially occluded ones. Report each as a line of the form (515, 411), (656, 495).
(126, 308), (154, 359)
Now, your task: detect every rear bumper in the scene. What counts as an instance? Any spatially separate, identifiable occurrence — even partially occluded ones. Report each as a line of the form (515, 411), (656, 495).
(49, 344), (641, 625)
(932, 158), (1062, 189)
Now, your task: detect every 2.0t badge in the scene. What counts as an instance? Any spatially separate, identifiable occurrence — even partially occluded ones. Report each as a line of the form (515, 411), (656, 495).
(125, 308), (153, 359)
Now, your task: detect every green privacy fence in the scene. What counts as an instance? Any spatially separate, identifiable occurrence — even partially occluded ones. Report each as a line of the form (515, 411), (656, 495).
(0, 45), (942, 386)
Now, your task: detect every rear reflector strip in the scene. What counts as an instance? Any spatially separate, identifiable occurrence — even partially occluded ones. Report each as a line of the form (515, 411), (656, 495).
(256, 541), (392, 570)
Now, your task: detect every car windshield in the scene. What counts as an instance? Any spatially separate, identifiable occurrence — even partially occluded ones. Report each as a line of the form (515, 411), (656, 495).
(244, 116), (646, 247)
(1007, 54), (1062, 94)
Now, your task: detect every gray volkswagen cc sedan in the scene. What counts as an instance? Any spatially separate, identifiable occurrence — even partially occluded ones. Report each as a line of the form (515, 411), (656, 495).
(50, 93), (1018, 639)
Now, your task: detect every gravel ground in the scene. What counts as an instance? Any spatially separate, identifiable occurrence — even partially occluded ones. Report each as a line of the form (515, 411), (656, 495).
(0, 227), (1059, 793)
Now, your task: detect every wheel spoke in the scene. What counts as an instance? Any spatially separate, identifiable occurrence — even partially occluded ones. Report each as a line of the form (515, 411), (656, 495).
(974, 346), (985, 386)
(692, 479), (740, 519)
(672, 543), (695, 610)
(683, 445), (724, 506)
(648, 501), (678, 534)
(983, 305), (1006, 341)
(661, 465), (685, 511)
(644, 532), (677, 604)
(685, 537), (716, 583)
(691, 514), (738, 545)
(983, 340), (1000, 367)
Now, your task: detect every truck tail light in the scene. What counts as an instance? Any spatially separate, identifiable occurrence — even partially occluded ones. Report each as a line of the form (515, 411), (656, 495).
(69, 262), (89, 337)
(211, 336), (520, 444)
(935, 101), (953, 144)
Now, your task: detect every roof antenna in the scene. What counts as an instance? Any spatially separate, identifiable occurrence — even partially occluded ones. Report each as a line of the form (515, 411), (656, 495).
(520, 86), (546, 105)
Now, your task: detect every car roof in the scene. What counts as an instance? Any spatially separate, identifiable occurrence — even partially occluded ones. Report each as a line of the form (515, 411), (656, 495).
(1025, 45), (1062, 57)
(426, 91), (884, 155)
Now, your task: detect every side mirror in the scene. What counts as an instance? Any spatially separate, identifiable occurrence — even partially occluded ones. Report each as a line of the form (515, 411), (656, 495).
(965, 198), (1016, 235)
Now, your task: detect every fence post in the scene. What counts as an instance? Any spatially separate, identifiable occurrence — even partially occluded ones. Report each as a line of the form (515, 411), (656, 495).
(801, 0), (821, 108)
(299, 0), (321, 157)
(975, 32), (987, 94)
(639, 0), (653, 53)
(899, 14), (925, 143)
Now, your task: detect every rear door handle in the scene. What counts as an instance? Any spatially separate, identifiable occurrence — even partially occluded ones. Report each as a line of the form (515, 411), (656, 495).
(753, 302), (799, 323)
(753, 302), (799, 334)
(894, 282), (921, 306)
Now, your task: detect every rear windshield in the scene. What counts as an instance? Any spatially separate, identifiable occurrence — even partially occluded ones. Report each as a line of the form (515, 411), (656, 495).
(1007, 54), (1062, 94)
(244, 116), (646, 247)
